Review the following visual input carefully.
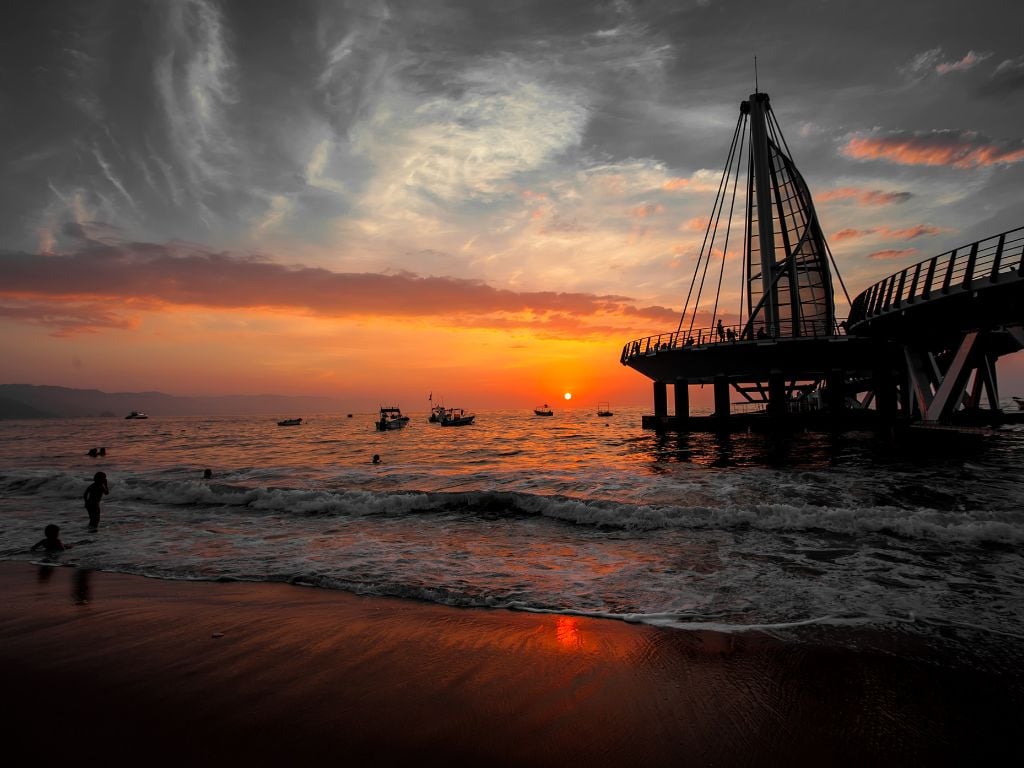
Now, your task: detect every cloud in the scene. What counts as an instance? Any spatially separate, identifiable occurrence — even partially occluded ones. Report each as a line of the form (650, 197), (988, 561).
(936, 50), (992, 75)
(817, 187), (913, 206)
(884, 225), (945, 240)
(841, 130), (1024, 169)
(980, 56), (1024, 96)
(833, 228), (872, 242)
(867, 248), (917, 261)
(832, 225), (946, 243)
(901, 47), (943, 78)
(0, 299), (140, 337)
(0, 241), (676, 335)
(153, 0), (237, 192)
(901, 47), (991, 78)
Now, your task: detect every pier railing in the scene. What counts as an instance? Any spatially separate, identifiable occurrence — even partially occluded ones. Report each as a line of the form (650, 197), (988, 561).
(848, 226), (1024, 326)
(620, 319), (842, 364)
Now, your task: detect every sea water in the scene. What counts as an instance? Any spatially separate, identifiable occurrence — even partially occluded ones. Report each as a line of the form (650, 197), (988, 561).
(2, 408), (1023, 652)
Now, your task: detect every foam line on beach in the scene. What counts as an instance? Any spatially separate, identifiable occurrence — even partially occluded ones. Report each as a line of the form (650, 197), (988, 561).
(4, 468), (1022, 545)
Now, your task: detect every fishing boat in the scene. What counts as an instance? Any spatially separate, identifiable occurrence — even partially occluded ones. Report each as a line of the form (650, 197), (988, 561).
(534, 404), (553, 416)
(376, 406), (410, 431)
(438, 407), (475, 427)
(125, 410), (148, 419)
(428, 404), (446, 423)
(277, 418), (302, 426)
(597, 402), (614, 417)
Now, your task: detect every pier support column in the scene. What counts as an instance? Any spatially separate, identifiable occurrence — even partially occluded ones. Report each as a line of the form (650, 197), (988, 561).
(767, 369), (786, 416)
(826, 369), (845, 415)
(674, 380), (689, 426)
(874, 366), (897, 422)
(653, 381), (668, 419)
(713, 376), (730, 419)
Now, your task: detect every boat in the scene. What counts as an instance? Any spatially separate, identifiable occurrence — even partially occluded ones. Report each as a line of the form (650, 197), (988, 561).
(1013, 396), (1024, 410)
(277, 418), (302, 426)
(438, 407), (475, 427)
(534, 404), (553, 416)
(376, 406), (410, 431)
(597, 402), (614, 417)
(428, 403), (446, 423)
(125, 411), (148, 419)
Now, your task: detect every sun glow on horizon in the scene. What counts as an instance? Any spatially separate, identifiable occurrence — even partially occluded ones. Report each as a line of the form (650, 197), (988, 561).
(564, 392), (572, 400)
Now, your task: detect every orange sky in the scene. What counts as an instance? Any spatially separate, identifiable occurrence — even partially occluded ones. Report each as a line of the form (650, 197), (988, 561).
(2, 1), (1022, 409)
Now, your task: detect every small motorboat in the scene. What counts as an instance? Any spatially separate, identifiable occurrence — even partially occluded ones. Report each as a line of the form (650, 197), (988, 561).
(534, 404), (553, 416)
(125, 411), (148, 419)
(277, 418), (302, 426)
(376, 406), (410, 431)
(439, 407), (475, 427)
(597, 402), (614, 417)
(428, 403), (446, 423)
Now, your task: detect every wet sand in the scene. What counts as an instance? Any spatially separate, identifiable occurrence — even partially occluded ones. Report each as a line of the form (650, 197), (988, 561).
(2, 561), (1021, 766)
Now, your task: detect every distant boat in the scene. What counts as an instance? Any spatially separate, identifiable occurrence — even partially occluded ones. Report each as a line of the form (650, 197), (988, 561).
(428, 403), (446, 423)
(277, 418), (302, 426)
(1013, 396), (1024, 411)
(597, 402), (614, 417)
(438, 407), (475, 427)
(376, 406), (410, 431)
(125, 411), (148, 419)
(534, 404), (553, 416)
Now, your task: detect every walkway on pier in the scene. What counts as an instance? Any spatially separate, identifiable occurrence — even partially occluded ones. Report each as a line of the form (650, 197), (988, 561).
(846, 226), (1024, 423)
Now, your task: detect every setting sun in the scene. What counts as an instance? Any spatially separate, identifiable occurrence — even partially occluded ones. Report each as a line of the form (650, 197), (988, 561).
(564, 392), (572, 400)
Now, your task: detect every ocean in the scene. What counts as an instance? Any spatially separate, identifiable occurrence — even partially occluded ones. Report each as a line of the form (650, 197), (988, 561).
(2, 407), (1023, 658)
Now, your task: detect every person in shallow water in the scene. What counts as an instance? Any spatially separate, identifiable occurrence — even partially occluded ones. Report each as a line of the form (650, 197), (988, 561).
(372, 454), (381, 464)
(84, 471), (109, 531)
(31, 524), (70, 552)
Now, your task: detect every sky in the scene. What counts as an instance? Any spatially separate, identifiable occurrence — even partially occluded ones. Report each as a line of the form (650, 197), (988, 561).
(1, 0), (1023, 410)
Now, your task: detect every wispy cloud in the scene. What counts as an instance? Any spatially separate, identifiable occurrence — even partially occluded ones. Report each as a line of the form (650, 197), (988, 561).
(981, 55), (1024, 96)
(154, 0), (237, 192)
(936, 50), (992, 75)
(867, 248), (917, 260)
(841, 130), (1024, 169)
(817, 187), (913, 206)
(832, 225), (947, 242)
(902, 47), (992, 78)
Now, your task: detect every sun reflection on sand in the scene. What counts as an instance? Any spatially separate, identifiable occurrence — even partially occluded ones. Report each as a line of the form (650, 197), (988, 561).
(555, 616), (584, 651)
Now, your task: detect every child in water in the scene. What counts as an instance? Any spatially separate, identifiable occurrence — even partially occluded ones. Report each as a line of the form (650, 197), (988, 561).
(32, 524), (70, 552)
(84, 471), (109, 531)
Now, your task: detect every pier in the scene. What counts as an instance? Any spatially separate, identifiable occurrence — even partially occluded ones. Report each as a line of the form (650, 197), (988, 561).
(621, 92), (1024, 431)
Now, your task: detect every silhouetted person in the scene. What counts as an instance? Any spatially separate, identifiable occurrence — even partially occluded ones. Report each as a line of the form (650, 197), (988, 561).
(32, 524), (69, 552)
(203, 468), (213, 479)
(372, 454), (381, 464)
(717, 319), (725, 341)
(84, 471), (108, 531)
(88, 448), (98, 457)
(757, 326), (767, 340)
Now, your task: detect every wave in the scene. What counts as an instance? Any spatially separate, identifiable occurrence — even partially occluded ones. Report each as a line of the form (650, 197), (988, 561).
(3, 469), (1022, 545)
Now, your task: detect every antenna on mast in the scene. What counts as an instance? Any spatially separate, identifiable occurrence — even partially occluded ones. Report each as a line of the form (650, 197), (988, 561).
(754, 56), (759, 94)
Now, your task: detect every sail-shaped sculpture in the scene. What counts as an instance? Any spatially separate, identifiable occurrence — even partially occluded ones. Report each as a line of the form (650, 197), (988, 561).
(745, 93), (834, 339)
(620, 91), (893, 428)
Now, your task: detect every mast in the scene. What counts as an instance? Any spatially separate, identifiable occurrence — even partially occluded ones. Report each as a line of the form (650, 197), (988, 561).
(747, 93), (777, 335)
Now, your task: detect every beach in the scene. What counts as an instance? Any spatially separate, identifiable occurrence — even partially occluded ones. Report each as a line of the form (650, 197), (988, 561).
(3, 562), (1021, 766)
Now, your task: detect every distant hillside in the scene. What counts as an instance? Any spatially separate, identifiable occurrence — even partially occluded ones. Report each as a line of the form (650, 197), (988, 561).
(0, 384), (347, 418)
